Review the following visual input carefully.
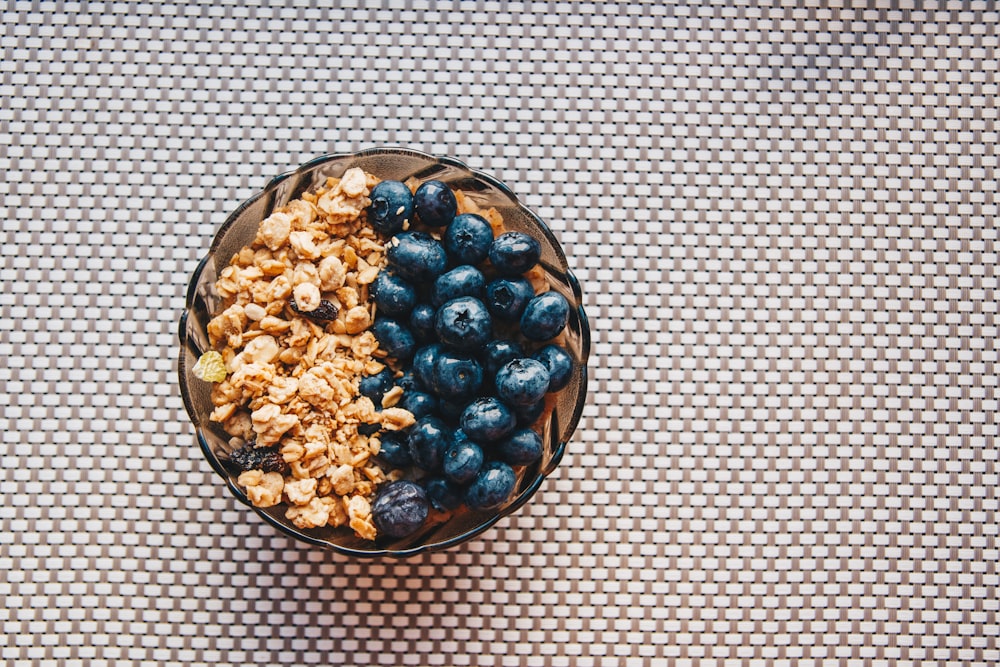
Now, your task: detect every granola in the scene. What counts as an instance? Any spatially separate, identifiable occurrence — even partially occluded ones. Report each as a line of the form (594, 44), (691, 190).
(199, 167), (541, 543)
(204, 168), (408, 540)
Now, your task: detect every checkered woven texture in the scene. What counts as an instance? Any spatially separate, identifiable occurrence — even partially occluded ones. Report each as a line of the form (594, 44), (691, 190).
(1, 2), (997, 666)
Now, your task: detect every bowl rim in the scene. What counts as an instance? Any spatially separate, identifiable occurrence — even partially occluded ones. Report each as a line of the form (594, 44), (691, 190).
(178, 146), (591, 558)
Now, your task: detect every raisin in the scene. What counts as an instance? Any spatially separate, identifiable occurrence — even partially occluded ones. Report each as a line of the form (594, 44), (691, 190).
(228, 443), (288, 474)
(289, 297), (340, 322)
(357, 423), (382, 436)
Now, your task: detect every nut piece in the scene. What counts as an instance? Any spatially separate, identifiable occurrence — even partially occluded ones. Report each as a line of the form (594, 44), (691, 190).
(347, 495), (376, 541)
(379, 407), (416, 431)
(297, 369), (336, 411)
(289, 230), (320, 260)
(243, 334), (280, 364)
(243, 303), (267, 321)
(255, 211), (292, 251)
(381, 385), (404, 408)
(207, 303), (248, 348)
(329, 463), (356, 496)
(251, 403), (299, 446)
(286, 497), (332, 529)
(292, 282), (322, 312)
(238, 470), (284, 508)
(343, 305), (371, 334)
(338, 167), (368, 198)
(284, 477), (318, 506)
(318, 256), (347, 291)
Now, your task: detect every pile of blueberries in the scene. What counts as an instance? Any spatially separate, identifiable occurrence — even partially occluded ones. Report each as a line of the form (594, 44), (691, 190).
(361, 178), (574, 539)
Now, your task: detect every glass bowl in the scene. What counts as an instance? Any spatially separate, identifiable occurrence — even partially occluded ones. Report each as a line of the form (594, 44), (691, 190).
(177, 147), (590, 557)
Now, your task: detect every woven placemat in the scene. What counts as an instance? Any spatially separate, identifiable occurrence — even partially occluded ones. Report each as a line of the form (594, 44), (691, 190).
(1, 3), (996, 665)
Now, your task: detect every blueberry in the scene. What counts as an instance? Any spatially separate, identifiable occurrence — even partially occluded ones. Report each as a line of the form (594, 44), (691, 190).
(386, 231), (448, 283)
(531, 343), (574, 392)
(431, 265), (486, 308)
(372, 271), (417, 318)
(424, 476), (464, 511)
(413, 179), (457, 227)
(371, 318), (416, 361)
(496, 428), (544, 466)
(367, 180), (414, 236)
(372, 480), (429, 539)
(520, 291), (570, 341)
(495, 358), (550, 407)
(489, 231), (541, 276)
(359, 367), (396, 404)
(436, 397), (469, 423)
(409, 303), (438, 343)
(407, 416), (453, 472)
(460, 397), (516, 443)
(484, 277), (535, 322)
(396, 369), (421, 393)
(514, 400), (546, 427)
(444, 213), (494, 265)
(375, 430), (413, 469)
(465, 461), (517, 510)
(443, 437), (485, 485)
(397, 390), (438, 420)
(434, 296), (492, 352)
(432, 350), (483, 402)
(481, 339), (525, 377)
(412, 343), (443, 392)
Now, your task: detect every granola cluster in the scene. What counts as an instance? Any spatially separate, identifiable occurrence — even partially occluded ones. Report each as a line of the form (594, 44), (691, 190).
(204, 168), (415, 540)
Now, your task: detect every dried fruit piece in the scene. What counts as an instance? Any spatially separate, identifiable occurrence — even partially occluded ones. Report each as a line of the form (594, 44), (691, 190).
(289, 298), (340, 322)
(192, 350), (227, 382)
(228, 443), (289, 474)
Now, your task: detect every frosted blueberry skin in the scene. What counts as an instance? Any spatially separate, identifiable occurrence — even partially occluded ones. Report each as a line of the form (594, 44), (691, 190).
(412, 343), (444, 393)
(465, 461), (517, 510)
(496, 428), (544, 466)
(397, 390), (438, 420)
(520, 290), (571, 342)
(432, 350), (484, 402)
(409, 303), (438, 344)
(367, 180), (413, 236)
(484, 277), (535, 322)
(442, 437), (485, 485)
(495, 358), (551, 407)
(371, 318), (416, 361)
(481, 339), (525, 378)
(444, 213), (493, 265)
(424, 476), (464, 511)
(358, 367), (396, 404)
(432, 265), (486, 308)
(413, 179), (458, 227)
(387, 231), (448, 283)
(488, 231), (541, 277)
(372, 271), (418, 319)
(434, 296), (493, 352)
(531, 343), (574, 392)
(406, 416), (453, 473)
(375, 431), (413, 469)
(395, 370), (420, 393)
(372, 480), (430, 539)
(460, 397), (516, 443)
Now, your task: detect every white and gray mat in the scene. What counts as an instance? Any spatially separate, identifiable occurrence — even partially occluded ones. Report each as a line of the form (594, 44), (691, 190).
(2, 3), (996, 665)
